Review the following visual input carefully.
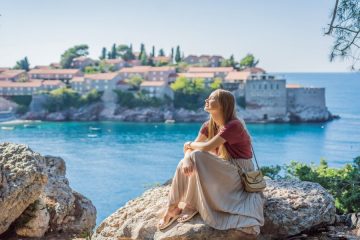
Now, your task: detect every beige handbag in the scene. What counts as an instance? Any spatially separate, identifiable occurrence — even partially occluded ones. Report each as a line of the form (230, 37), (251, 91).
(234, 145), (266, 192)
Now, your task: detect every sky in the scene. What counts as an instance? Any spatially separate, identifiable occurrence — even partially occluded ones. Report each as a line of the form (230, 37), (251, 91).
(0, 0), (352, 72)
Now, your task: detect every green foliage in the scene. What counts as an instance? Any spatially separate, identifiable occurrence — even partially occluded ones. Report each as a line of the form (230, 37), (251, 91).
(261, 165), (282, 180)
(113, 89), (166, 108)
(262, 157), (360, 214)
(210, 77), (222, 90)
(60, 44), (89, 68)
(100, 47), (107, 60)
(14, 57), (30, 71)
(84, 61), (114, 73)
(151, 46), (155, 57)
(110, 43), (117, 59)
(126, 75), (144, 90)
(80, 89), (103, 105)
(42, 87), (102, 112)
(170, 76), (211, 110)
(175, 45), (182, 63)
(158, 49), (165, 56)
(239, 53), (259, 69)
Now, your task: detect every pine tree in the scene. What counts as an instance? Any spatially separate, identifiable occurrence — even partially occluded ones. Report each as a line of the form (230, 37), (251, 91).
(158, 49), (165, 56)
(100, 47), (107, 60)
(139, 43), (145, 60)
(111, 44), (117, 59)
(175, 45), (181, 63)
(151, 46), (155, 57)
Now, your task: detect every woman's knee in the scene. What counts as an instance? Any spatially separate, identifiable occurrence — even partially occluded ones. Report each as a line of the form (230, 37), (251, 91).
(190, 150), (208, 163)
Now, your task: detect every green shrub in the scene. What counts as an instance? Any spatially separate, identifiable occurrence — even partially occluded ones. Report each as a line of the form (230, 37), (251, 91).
(261, 157), (360, 214)
(42, 87), (103, 112)
(113, 89), (166, 108)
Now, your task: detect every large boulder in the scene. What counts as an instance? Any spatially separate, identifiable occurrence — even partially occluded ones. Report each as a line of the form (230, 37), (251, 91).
(0, 142), (96, 238)
(93, 179), (335, 240)
(0, 143), (48, 235)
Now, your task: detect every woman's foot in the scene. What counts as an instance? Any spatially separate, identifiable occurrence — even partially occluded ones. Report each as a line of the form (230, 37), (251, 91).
(177, 205), (198, 223)
(157, 205), (182, 230)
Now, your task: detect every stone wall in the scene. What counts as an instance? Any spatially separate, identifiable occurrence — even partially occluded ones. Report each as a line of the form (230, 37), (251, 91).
(244, 79), (287, 120)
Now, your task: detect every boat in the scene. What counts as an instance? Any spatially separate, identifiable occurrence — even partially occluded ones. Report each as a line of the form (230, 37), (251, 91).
(24, 124), (37, 128)
(89, 127), (101, 131)
(1, 126), (15, 130)
(164, 119), (175, 124)
(87, 134), (98, 138)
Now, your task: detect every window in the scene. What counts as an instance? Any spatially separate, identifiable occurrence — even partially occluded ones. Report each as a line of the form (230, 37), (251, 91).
(276, 84), (279, 90)
(259, 84), (262, 90)
(264, 84), (267, 90)
(270, 84), (273, 90)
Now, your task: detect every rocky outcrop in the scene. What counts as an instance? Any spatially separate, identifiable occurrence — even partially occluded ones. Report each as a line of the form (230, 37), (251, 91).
(22, 102), (104, 121)
(93, 179), (336, 240)
(0, 142), (96, 239)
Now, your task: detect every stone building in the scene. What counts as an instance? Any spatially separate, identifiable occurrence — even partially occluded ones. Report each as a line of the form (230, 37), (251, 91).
(0, 70), (28, 82)
(29, 69), (83, 81)
(71, 57), (96, 70)
(187, 67), (235, 79)
(140, 81), (174, 99)
(244, 74), (287, 120)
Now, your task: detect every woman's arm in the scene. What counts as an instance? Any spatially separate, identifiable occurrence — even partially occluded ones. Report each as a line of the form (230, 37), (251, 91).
(181, 132), (207, 176)
(186, 133), (226, 152)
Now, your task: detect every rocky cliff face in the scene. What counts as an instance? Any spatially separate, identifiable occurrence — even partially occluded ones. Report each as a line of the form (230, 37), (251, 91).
(93, 178), (336, 240)
(0, 143), (96, 239)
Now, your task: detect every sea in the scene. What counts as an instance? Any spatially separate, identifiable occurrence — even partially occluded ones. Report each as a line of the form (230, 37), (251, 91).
(0, 72), (359, 226)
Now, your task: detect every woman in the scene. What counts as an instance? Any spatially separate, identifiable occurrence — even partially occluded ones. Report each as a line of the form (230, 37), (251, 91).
(157, 89), (265, 236)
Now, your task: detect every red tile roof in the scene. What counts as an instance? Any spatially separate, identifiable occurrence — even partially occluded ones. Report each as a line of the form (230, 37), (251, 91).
(0, 80), (42, 87)
(84, 72), (120, 80)
(225, 72), (251, 81)
(0, 70), (26, 79)
(104, 59), (125, 64)
(42, 80), (65, 86)
(149, 66), (175, 72)
(188, 67), (234, 73)
(242, 67), (266, 74)
(29, 69), (81, 75)
(140, 80), (168, 87)
(120, 66), (152, 73)
(178, 72), (214, 78)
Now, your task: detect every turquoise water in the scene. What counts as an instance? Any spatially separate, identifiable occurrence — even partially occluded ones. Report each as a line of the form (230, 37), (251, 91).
(0, 72), (359, 226)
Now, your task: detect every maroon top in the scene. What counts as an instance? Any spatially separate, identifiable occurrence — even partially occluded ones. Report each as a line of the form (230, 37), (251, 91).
(200, 119), (252, 159)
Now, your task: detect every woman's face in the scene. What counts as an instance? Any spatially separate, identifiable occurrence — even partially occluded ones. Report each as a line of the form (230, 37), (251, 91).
(204, 92), (221, 113)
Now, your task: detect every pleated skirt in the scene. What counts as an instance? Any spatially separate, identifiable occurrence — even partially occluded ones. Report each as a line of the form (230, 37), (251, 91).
(168, 150), (265, 235)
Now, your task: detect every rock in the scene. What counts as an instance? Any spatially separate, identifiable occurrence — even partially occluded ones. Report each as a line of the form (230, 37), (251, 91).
(93, 179), (335, 240)
(46, 112), (67, 121)
(174, 108), (209, 122)
(0, 143), (96, 238)
(15, 198), (50, 237)
(71, 102), (104, 121)
(262, 179), (335, 238)
(0, 142), (48, 235)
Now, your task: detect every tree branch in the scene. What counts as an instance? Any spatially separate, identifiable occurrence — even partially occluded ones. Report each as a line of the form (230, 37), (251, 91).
(325, 0), (340, 35)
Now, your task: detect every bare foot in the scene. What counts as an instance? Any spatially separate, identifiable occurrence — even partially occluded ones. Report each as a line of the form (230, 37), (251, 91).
(157, 205), (182, 230)
(177, 205), (198, 223)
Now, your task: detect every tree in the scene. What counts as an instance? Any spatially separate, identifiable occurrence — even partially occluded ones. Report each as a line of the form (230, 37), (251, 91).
(14, 57), (30, 71)
(158, 49), (165, 56)
(126, 75), (144, 90)
(100, 47), (107, 60)
(151, 46), (155, 57)
(60, 44), (89, 68)
(239, 54), (259, 69)
(110, 43), (117, 59)
(325, 0), (360, 70)
(139, 43), (145, 60)
(229, 55), (237, 68)
(175, 45), (182, 63)
(210, 77), (222, 90)
(171, 47), (174, 62)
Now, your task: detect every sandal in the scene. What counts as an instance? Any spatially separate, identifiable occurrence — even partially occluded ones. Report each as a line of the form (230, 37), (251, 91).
(157, 206), (181, 230)
(177, 208), (198, 223)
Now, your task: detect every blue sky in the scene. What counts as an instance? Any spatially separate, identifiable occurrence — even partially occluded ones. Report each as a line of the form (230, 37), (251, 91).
(0, 0), (351, 72)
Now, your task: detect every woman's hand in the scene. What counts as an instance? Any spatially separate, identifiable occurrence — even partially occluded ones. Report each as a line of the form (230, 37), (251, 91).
(183, 141), (192, 153)
(181, 157), (194, 176)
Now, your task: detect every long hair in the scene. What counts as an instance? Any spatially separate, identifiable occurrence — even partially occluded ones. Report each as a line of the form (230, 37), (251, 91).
(207, 89), (238, 160)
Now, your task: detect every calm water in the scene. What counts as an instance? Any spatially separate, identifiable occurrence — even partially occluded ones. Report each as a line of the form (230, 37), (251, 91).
(0, 72), (359, 226)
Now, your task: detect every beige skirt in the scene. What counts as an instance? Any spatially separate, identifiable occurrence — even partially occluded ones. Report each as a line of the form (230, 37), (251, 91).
(168, 150), (265, 235)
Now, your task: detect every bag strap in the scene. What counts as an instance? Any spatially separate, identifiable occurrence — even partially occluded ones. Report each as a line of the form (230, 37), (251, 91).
(250, 143), (261, 171)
